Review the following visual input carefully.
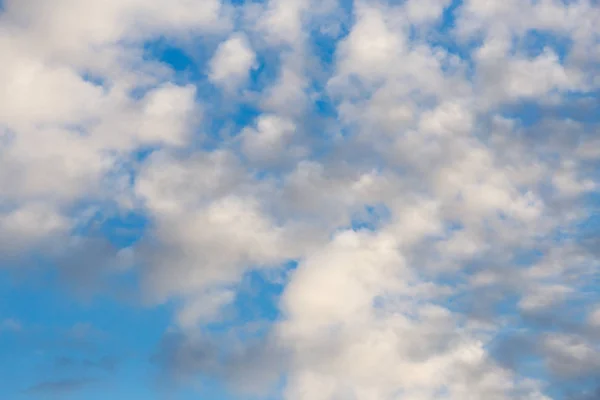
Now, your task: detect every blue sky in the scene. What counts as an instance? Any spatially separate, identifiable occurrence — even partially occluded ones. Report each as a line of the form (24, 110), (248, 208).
(0, 0), (599, 399)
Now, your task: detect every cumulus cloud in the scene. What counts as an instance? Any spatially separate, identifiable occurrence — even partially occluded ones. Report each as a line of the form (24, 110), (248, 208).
(2, 0), (599, 399)
(209, 32), (257, 90)
(240, 114), (298, 164)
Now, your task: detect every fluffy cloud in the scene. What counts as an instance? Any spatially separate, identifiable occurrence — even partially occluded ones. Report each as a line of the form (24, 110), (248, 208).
(2, 0), (599, 399)
(240, 114), (299, 164)
(209, 33), (257, 90)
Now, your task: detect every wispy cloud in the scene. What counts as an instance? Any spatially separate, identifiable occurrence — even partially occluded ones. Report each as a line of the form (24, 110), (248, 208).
(0, 318), (22, 332)
(25, 378), (96, 395)
(54, 355), (119, 373)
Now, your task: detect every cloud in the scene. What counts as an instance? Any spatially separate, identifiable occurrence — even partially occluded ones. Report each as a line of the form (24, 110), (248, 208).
(256, 0), (310, 46)
(0, 0), (207, 267)
(25, 378), (96, 395)
(153, 328), (285, 397)
(54, 355), (119, 372)
(0, 318), (22, 332)
(275, 230), (548, 399)
(568, 385), (600, 400)
(209, 32), (257, 90)
(240, 114), (299, 164)
(1, 0), (599, 399)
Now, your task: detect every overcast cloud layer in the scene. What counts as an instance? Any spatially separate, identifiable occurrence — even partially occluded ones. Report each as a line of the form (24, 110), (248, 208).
(0, 0), (599, 399)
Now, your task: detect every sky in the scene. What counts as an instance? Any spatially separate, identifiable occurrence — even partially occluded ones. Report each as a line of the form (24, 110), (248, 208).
(0, 0), (599, 399)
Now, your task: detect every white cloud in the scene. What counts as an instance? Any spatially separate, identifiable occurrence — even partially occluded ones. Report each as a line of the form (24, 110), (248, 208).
(135, 150), (298, 304)
(241, 114), (297, 163)
(1, 0), (599, 398)
(0, 0), (212, 262)
(257, 0), (309, 46)
(333, 3), (405, 85)
(405, 0), (452, 24)
(475, 47), (581, 104)
(177, 288), (236, 329)
(209, 33), (257, 90)
(518, 284), (573, 312)
(277, 230), (548, 400)
(261, 50), (309, 116)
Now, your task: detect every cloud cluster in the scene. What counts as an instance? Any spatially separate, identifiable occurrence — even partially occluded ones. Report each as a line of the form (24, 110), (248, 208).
(1, 0), (599, 399)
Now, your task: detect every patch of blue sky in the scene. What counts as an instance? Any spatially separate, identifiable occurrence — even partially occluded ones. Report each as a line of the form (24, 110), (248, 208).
(204, 261), (298, 340)
(511, 247), (545, 268)
(80, 71), (107, 89)
(348, 203), (392, 232)
(442, 220), (464, 236)
(233, 266), (292, 324)
(99, 212), (148, 249)
(491, 296), (600, 399)
(426, 0), (478, 75)
(498, 101), (544, 127)
(307, 32), (339, 111)
(140, 36), (264, 155)
(202, 102), (261, 153)
(301, 23), (350, 158)
(517, 29), (573, 62)
(301, 111), (342, 163)
(310, 32), (339, 73)
(128, 37), (200, 99)
(307, 0), (351, 69)
(144, 37), (204, 84)
(546, 377), (600, 400)
(560, 293), (600, 328)
(439, 0), (463, 31)
(0, 270), (173, 399)
(557, 91), (600, 123)
(68, 195), (148, 250)
(440, 261), (521, 314)
(549, 204), (599, 247)
(70, 204), (106, 238)
(2, 194), (158, 397)
(248, 50), (279, 94)
(228, 0), (253, 5)
(486, 328), (549, 387)
(517, 93), (599, 124)
(575, 199), (600, 234)
(324, 204), (388, 239)
(132, 146), (160, 166)
(128, 36), (212, 107)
